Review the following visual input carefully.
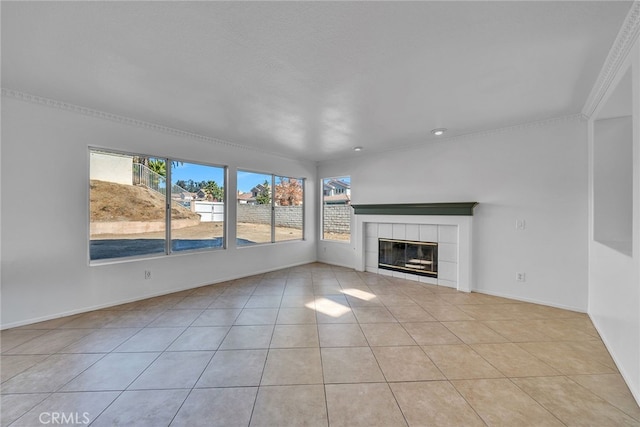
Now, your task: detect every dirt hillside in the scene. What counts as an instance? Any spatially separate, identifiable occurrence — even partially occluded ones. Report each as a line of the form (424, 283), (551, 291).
(90, 180), (200, 222)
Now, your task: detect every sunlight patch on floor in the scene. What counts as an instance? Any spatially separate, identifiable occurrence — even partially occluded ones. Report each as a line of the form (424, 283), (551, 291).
(307, 298), (351, 317)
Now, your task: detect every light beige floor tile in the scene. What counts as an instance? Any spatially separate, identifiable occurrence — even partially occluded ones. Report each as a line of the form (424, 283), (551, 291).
(129, 351), (213, 389)
(453, 378), (564, 426)
(391, 381), (485, 426)
(522, 319), (599, 341)
(234, 308), (279, 325)
(252, 285), (285, 296)
(402, 322), (462, 345)
(0, 393), (49, 426)
(454, 304), (517, 320)
(262, 348), (323, 385)
(372, 346), (444, 382)
(147, 309), (203, 327)
(115, 327), (185, 352)
(442, 321), (509, 344)
(1, 354), (48, 382)
(1, 329), (48, 353)
(209, 295), (250, 308)
(481, 320), (550, 342)
(173, 296), (217, 309)
(420, 304), (475, 321)
(352, 307), (397, 323)
(166, 326), (230, 351)
(133, 295), (183, 311)
(377, 294), (418, 307)
(325, 383), (407, 427)
(245, 294), (283, 308)
(191, 285), (226, 297)
(191, 308), (241, 326)
(422, 344), (503, 380)
(276, 307), (317, 324)
(387, 305), (436, 322)
(318, 323), (368, 347)
(62, 352), (158, 391)
(1, 354), (104, 393)
(91, 389), (189, 427)
(281, 292), (314, 305)
(569, 373), (640, 421)
(10, 391), (119, 427)
(196, 349), (267, 387)
(517, 341), (616, 375)
(513, 376), (640, 426)
(471, 343), (559, 377)
(103, 310), (163, 328)
(569, 340), (618, 370)
(57, 310), (122, 328)
(171, 387), (257, 427)
(60, 328), (140, 353)
(13, 316), (79, 330)
(438, 293), (511, 305)
(345, 294), (384, 307)
(1, 263), (632, 427)
(360, 323), (416, 346)
(321, 347), (384, 383)
(5, 329), (94, 354)
(270, 324), (319, 348)
(218, 325), (274, 350)
(251, 385), (328, 426)
(315, 309), (358, 324)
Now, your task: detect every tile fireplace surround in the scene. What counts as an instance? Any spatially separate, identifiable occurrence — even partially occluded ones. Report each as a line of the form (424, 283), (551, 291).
(352, 203), (477, 293)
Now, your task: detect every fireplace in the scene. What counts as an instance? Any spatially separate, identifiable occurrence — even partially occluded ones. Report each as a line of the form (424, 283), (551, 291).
(378, 238), (438, 278)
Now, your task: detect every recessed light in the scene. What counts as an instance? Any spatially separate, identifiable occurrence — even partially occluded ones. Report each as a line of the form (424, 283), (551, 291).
(353, 146), (363, 152)
(431, 128), (447, 136)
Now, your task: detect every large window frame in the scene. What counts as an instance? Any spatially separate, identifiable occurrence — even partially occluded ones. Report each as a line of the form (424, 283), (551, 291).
(89, 147), (227, 263)
(236, 169), (305, 246)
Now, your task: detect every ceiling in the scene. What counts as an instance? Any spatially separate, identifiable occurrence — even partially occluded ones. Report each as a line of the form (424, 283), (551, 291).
(1, 1), (633, 163)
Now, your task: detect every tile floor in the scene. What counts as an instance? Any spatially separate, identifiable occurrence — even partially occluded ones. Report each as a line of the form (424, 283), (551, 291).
(2, 263), (639, 426)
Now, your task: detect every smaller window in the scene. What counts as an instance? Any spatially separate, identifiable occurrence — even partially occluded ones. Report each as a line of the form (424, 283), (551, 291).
(322, 176), (351, 241)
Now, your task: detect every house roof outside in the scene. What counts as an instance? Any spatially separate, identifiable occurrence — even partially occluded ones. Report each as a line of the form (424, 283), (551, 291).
(323, 193), (351, 205)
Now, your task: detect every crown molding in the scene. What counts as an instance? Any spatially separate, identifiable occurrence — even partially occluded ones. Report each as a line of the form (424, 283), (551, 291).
(1, 88), (305, 162)
(582, 1), (640, 118)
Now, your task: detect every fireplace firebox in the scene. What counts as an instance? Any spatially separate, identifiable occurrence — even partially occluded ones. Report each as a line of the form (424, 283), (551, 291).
(378, 238), (438, 277)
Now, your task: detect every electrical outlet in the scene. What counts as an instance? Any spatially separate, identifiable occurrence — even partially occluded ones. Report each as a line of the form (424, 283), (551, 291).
(516, 219), (526, 230)
(516, 272), (526, 282)
(144, 270), (151, 280)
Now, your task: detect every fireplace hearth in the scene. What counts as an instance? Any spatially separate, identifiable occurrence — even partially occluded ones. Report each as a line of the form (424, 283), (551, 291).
(378, 238), (438, 278)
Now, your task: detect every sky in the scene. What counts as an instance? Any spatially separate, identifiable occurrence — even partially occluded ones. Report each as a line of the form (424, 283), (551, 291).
(171, 163), (272, 193)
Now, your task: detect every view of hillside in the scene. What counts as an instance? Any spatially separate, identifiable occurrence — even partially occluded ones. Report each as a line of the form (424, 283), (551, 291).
(90, 180), (200, 222)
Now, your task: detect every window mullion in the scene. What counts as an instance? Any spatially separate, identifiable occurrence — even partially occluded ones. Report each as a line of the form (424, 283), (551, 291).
(271, 174), (275, 243)
(165, 158), (172, 255)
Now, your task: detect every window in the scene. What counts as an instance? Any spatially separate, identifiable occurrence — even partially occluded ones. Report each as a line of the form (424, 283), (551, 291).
(322, 176), (351, 241)
(89, 148), (226, 261)
(171, 161), (226, 253)
(237, 170), (305, 246)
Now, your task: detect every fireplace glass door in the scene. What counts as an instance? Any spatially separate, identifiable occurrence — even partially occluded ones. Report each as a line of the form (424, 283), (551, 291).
(378, 238), (438, 278)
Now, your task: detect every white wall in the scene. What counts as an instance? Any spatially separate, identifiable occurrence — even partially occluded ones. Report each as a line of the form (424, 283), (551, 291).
(318, 116), (589, 311)
(0, 96), (317, 328)
(89, 150), (133, 185)
(588, 41), (640, 404)
(593, 116), (633, 252)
